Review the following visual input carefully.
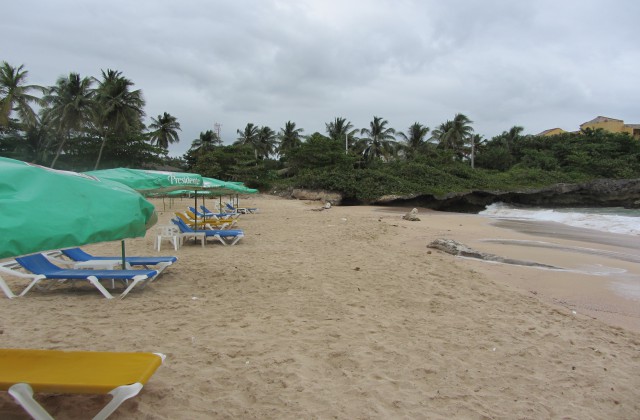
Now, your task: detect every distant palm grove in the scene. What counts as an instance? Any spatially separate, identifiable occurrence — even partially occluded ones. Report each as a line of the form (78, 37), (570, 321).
(2, 62), (640, 202)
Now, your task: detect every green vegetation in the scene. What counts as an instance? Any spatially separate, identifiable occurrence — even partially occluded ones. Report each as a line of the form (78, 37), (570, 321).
(0, 62), (168, 170)
(2, 61), (639, 201)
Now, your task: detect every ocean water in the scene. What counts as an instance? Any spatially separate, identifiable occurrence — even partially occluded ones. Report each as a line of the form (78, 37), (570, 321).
(479, 203), (640, 236)
(478, 203), (640, 302)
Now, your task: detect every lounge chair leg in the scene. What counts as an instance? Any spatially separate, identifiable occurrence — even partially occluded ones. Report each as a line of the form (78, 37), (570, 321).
(18, 275), (47, 297)
(0, 276), (17, 299)
(87, 276), (115, 299)
(229, 235), (243, 246)
(92, 383), (143, 420)
(118, 276), (148, 299)
(9, 383), (54, 420)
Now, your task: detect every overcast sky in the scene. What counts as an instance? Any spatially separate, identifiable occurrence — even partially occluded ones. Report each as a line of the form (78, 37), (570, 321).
(4, 0), (639, 157)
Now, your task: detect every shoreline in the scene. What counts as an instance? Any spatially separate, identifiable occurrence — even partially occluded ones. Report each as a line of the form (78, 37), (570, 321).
(385, 206), (640, 332)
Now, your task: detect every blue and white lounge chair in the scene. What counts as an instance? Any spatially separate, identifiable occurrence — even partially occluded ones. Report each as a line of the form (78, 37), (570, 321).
(172, 218), (244, 246)
(58, 248), (176, 274)
(198, 205), (240, 219)
(225, 202), (258, 214)
(13, 253), (159, 299)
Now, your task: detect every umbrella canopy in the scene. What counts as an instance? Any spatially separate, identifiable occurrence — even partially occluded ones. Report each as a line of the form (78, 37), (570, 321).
(0, 157), (157, 259)
(201, 177), (244, 196)
(85, 168), (203, 194)
(165, 190), (212, 196)
(203, 178), (258, 194)
(87, 169), (213, 229)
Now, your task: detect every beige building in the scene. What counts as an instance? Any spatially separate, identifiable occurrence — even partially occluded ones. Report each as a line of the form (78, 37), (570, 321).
(538, 116), (640, 138)
(536, 128), (567, 136)
(580, 116), (640, 138)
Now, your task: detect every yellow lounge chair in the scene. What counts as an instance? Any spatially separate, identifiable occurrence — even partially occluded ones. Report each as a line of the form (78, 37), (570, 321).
(186, 209), (237, 226)
(0, 348), (165, 419)
(175, 211), (236, 230)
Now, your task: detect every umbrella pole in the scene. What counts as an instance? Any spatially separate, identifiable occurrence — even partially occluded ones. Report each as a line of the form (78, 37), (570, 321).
(194, 191), (198, 230)
(121, 240), (126, 270)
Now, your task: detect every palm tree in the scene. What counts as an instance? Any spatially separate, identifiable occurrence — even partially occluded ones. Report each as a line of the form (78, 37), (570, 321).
(190, 130), (221, 155)
(149, 112), (181, 149)
(256, 126), (277, 160)
(448, 113), (474, 155)
(277, 121), (304, 157)
(501, 125), (524, 153)
(234, 123), (260, 160)
(360, 116), (397, 161)
(397, 122), (429, 159)
(431, 120), (453, 150)
(469, 134), (484, 169)
(92, 69), (145, 169)
(0, 62), (45, 129)
(43, 72), (94, 168)
(325, 117), (358, 151)
(431, 113), (474, 158)
(1, 119), (51, 163)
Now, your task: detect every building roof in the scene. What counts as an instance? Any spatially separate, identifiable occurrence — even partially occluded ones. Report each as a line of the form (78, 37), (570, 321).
(580, 116), (624, 126)
(536, 128), (565, 136)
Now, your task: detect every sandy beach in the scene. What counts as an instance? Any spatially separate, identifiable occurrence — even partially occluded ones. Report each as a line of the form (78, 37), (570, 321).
(1, 194), (639, 419)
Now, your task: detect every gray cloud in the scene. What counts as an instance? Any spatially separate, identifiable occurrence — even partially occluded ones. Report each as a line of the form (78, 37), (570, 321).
(4, 0), (639, 156)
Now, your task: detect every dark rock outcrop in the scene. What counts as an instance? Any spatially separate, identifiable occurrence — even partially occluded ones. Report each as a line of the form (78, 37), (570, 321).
(427, 239), (561, 269)
(375, 178), (640, 212)
(277, 178), (640, 212)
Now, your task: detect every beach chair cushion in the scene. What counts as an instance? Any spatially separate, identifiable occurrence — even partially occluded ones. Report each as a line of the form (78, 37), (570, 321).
(61, 247), (177, 265)
(185, 209), (237, 228)
(16, 254), (157, 281)
(172, 219), (244, 245)
(199, 205), (234, 218)
(0, 348), (164, 419)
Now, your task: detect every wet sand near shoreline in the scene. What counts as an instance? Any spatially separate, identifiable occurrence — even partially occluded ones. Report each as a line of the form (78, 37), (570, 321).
(484, 218), (640, 332)
(391, 207), (640, 332)
(374, 205), (640, 331)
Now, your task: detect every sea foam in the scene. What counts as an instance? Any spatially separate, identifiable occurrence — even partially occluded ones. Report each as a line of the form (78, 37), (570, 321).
(479, 203), (640, 236)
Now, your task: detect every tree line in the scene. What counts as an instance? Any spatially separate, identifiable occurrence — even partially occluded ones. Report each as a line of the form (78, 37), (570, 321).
(0, 62), (179, 170)
(3, 61), (639, 203)
(0, 61), (491, 172)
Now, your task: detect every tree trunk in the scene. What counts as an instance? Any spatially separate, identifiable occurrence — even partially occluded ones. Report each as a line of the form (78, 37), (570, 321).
(471, 138), (475, 169)
(50, 134), (68, 169)
(94, 136), (107, 170)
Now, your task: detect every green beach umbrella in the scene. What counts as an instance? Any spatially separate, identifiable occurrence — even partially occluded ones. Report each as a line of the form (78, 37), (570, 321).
(165, 190), (212, 196)
(85, 168), (203, 194)
(0, 157), (157, 260)
(202, 177), (240, 195)
(87, 167), (208, 231)
(200, 177), (245, 211)
(216, 180), (257, 208)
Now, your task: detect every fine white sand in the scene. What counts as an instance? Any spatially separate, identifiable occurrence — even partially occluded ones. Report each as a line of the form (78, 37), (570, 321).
(1, 195), (639, 419)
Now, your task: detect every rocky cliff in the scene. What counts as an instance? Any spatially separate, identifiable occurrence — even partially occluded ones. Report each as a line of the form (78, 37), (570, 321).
(278, 179), (640, 212)
(374, 178), (640, 212)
